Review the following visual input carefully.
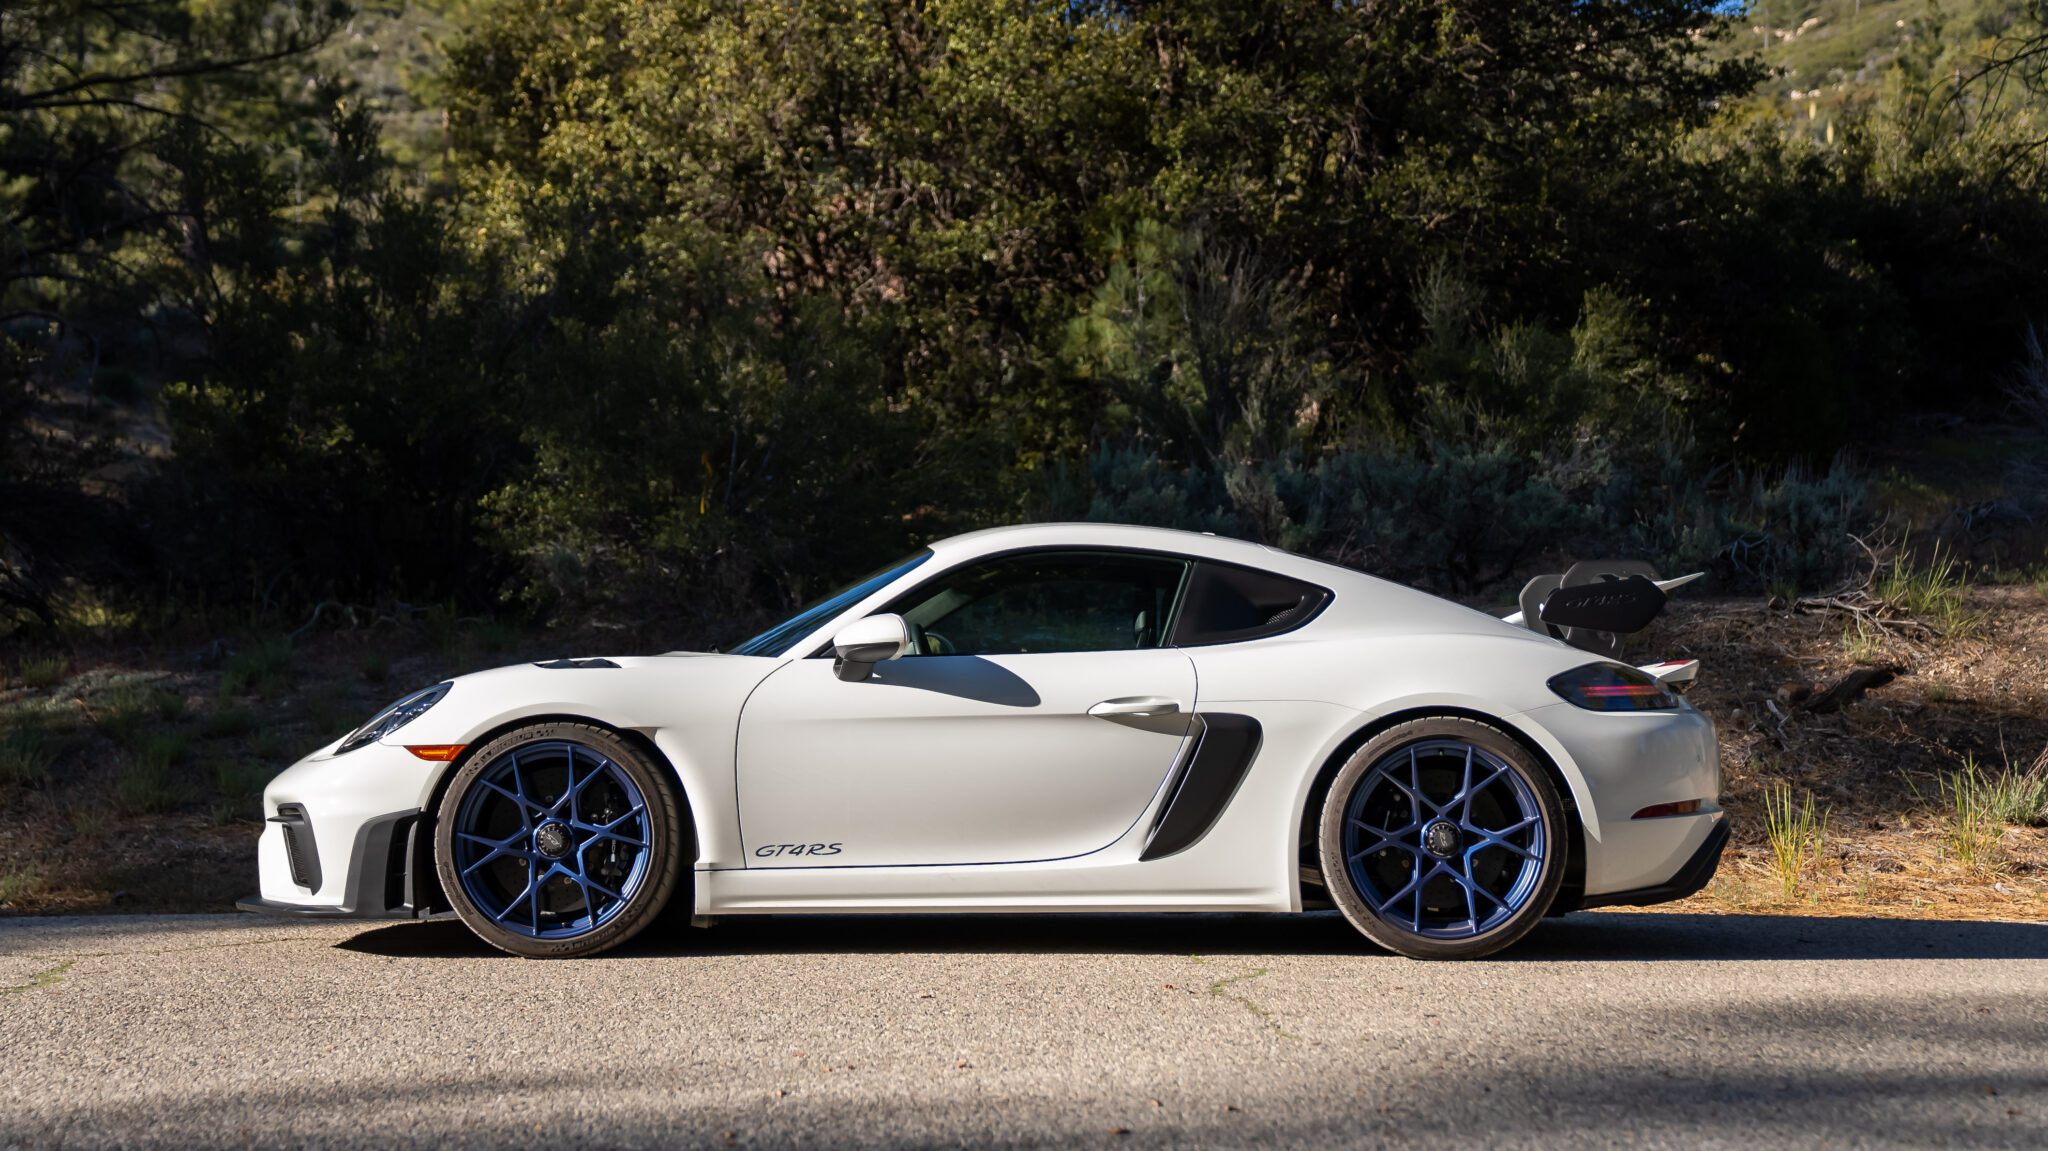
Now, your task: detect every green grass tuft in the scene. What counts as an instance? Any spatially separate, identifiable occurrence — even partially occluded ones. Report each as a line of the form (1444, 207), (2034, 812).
(0, 718), (57, 787)
(1762, 781), (1829, 899)
(97, 682), (185, 748)
(201, 704), (256, 740)
(212, 758), (271, 807)
(1935, 753), (2048, 875)
(119, 733), (192, 813)
(1839, 622), (1885, 664)
(1875, 538), (1974, 638)
(18, 656), (67, 691)
(1937, 756), (2004, 872)
(0, 865), (48, 907)
(68, 802), (109, 841)
(220, 639), (293, 695)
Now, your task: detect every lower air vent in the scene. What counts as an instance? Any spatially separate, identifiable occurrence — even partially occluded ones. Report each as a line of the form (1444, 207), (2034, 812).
(272, 804), (321, 892)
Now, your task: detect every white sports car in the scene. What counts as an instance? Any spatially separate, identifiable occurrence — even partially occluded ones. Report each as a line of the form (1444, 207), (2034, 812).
(239, 523), (1724, 960)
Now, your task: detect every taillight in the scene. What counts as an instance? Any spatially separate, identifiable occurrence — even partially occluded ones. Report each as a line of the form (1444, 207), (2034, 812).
(1548, 663), (1681, 712)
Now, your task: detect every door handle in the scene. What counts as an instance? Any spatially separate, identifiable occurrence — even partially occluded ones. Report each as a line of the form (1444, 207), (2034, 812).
(1089, 696), (1182, 719)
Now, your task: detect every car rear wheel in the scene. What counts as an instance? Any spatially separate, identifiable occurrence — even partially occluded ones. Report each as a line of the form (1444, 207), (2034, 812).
(1319, 717), (1565, 960)
(435, 722), (685, 958)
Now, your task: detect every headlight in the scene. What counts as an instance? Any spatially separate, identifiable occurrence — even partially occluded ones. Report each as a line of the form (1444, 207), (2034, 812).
(337, 682), (452, 754)
(1547, 663), (1680, 712)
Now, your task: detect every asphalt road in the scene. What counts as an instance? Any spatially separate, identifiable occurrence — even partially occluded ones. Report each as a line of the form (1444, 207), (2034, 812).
(2, 911), (2045, 1150)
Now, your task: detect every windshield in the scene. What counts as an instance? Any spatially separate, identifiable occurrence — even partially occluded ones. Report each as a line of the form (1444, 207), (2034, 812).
(721, 550), (933, 657)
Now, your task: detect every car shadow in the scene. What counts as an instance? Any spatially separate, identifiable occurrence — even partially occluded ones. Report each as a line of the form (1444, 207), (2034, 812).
(334, 909), (2048, 962)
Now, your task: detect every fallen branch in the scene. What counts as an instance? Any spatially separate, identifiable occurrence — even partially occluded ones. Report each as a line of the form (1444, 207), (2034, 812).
(1803, 666), (1902, 715)
(1789, 591), (1935, 645)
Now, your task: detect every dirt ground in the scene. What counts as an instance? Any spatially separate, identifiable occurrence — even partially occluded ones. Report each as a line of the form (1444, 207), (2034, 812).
(2, 585), (2045, 921)
(1653, 585), (2048, 920)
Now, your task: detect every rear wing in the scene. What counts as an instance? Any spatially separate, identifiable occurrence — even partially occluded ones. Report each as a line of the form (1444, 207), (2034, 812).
(1501, 560), (1702, 659)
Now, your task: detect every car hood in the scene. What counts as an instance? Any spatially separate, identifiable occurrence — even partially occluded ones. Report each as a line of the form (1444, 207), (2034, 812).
(385, 650), (784, 748)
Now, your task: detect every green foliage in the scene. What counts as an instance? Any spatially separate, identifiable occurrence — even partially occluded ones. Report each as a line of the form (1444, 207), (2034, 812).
(1080, 282), (1880, 593)
(1939, 750), (2048, 841)
(4, 0), (2046, 624)
(1, 0), (350, 630)
(1715, 459), (1872, 592)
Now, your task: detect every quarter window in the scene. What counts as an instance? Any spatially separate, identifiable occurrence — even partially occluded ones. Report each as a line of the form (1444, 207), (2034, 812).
(888, 552), (1189, 656)
(1169, 561), (1330, 646)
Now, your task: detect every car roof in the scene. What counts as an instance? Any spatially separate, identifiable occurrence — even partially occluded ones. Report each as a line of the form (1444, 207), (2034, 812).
(927, 522), (1314, 572)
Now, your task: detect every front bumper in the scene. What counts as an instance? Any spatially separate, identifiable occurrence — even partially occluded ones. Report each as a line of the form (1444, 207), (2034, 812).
(241, 808), (441, 920)
(243, 738), (455, 920)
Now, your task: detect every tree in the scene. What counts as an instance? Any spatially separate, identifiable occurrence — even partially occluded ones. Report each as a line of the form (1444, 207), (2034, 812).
(0, 0), (346, 629)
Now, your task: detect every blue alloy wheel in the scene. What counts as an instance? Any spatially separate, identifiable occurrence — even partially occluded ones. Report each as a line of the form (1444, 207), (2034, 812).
(1341, 738), (1547, 939)
(450, 740), (652, 939)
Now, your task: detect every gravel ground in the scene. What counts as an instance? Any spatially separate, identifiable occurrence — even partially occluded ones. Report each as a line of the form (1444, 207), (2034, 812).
(2, 910), (2045, 1149)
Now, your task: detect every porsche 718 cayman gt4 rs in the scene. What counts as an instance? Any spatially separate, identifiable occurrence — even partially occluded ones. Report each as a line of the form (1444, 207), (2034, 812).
(239, 523), (1725, 960)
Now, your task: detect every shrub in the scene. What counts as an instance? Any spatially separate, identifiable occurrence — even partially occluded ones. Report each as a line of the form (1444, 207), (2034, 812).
(1717, 458), (1870, 594)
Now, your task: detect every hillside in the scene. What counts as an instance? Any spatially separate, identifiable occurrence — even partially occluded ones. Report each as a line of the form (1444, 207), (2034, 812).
(1733, 0), (2028, 99)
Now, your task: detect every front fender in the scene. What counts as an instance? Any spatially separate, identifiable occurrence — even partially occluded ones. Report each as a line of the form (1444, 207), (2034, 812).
(369, 653), (782, 870)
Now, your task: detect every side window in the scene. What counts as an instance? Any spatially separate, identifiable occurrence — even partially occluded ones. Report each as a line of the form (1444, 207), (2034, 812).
(1169, 562), (1330, 646)
(889, 552), (1189, 656)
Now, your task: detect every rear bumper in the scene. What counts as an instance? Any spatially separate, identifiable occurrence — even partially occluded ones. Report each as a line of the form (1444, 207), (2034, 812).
(1577, 817), (1730, 910)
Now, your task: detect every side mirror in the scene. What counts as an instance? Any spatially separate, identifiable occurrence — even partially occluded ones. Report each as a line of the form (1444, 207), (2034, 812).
(831, 614), (912, 682)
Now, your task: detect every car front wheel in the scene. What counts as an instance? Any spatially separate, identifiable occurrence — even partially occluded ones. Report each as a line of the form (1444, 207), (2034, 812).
(435, 722), (685, 958)
(1319, 717), (1565, 960)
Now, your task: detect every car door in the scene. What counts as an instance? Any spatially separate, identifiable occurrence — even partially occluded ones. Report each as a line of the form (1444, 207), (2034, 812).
(735, 550), (1198, 867)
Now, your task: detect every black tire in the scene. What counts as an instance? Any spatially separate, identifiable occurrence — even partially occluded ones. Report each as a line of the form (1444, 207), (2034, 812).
(1318, 717), (1566, 960)
(435, 722), (686, 959)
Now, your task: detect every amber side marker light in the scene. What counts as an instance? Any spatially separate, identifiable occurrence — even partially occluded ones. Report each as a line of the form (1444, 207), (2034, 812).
(405, 744), (467, 762)
(1631, 799), (1703, 819)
